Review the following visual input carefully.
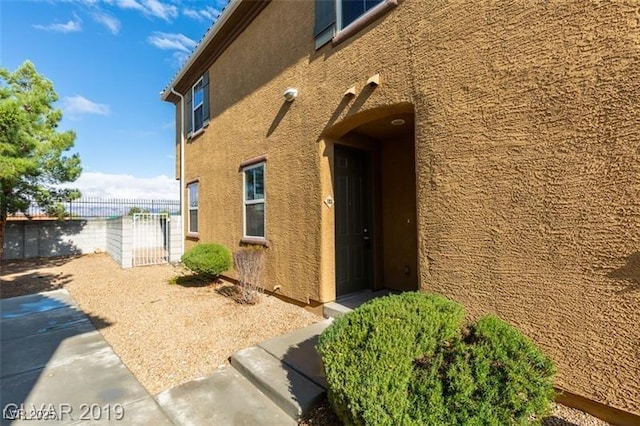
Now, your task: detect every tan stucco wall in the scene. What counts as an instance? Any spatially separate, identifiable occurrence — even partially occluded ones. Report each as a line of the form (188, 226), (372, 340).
(175, 0), (640, 416)
(381, 136), (418, 291)
(408, 1), (640, 417)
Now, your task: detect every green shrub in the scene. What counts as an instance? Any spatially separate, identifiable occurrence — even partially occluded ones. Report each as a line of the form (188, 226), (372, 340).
(317, 292), (555, 426)
(181, 243), (232, 278)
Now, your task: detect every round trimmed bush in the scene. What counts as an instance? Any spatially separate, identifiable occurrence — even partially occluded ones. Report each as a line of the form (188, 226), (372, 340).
(181, 243), (232, 278)
(317, 292), (555, 425)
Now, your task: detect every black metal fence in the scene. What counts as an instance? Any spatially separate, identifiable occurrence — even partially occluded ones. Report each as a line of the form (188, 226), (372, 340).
(9, 198), (180, 219)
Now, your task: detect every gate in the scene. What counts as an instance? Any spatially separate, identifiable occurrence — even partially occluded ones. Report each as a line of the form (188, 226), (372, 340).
(132, 213), (169, 266)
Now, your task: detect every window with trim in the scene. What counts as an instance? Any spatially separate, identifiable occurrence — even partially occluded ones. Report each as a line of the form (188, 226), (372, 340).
(185, 71), (210, 137)
(243, 163), (265, 239)
(340, 0), (384, 29)
(187, 181), (198, 234)
(314, 0), (395, 48)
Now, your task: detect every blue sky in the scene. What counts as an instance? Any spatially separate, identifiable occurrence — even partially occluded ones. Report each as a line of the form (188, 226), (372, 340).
(1, 0), (228, 199)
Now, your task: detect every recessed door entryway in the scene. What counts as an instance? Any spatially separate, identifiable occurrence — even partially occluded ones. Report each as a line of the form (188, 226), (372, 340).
(325, 103), (419, 301)
(334, 145), (373, 296)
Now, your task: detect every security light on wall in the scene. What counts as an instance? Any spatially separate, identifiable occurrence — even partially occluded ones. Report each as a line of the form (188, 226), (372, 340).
(283, 88), (298, 102)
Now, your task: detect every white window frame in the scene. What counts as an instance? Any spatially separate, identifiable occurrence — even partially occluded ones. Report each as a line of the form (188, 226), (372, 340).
(336, 0), (387, 32)
(242, 162), (266, 240)
(192, 77), (204, 134)
(187, 181), (199, 235)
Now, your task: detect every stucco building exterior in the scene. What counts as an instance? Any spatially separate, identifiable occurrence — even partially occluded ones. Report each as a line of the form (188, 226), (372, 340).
(162, 0), (640, 422)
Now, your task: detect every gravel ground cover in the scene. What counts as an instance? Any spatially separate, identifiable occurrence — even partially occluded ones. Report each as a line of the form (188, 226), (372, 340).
(1, 254), (321, 394)
(299, 399), (611, 426)
(1, 254), (612, 425)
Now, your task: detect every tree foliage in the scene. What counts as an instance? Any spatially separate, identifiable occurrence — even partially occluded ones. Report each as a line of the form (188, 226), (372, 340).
(127, 206), (150, 216)
(0, 61), (82, 257)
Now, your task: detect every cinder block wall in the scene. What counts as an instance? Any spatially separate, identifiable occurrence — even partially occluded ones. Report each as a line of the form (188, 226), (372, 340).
(168, 215), (182, 263)
(106, 217), (124, 266)
(105, 217), (133, 268)
(2, 219), (107, 260)
(4, 217), (181, 269)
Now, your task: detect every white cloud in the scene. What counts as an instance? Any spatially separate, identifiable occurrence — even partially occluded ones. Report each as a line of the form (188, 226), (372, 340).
(92, 11), (121, 34)
(171, 51), (190, 67)
(182, 9), (200, 20)
(62, 95), (110, 118)
(115, 0), (145, 12)
(147, 32), (196, 52)
(143, 0), (178, 21)
(183, 6), (220, 21)
(68, 172), (179, 199)
(114, 0), (177, 21)
(33, 18), (82, 33)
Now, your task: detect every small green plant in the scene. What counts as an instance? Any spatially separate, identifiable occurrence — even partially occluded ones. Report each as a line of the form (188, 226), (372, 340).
(317, 292), (555, 426)
(181, 243), (232, 279)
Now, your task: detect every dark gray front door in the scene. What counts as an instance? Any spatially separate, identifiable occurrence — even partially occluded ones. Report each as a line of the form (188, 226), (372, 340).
(334, 146), (372, 296)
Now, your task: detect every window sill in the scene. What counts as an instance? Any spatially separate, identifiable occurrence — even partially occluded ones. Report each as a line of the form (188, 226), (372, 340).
(240, 237), (269, 247)
(187, 121), (210, 141)
(332, 0), (397, 46)
(186, 233), (200, 240)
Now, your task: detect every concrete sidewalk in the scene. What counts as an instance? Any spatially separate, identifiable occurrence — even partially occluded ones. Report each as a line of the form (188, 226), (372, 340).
(1, 289), (343, 425)
(156, 320), (334, 425)
(0, 289), (172, 425)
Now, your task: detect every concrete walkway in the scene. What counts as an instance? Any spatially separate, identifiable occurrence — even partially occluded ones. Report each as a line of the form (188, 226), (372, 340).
(2, 289), (376, 425)
(156, 320), (333, 425)
(0, 289), (172, 425)
(153, 292), (396, 424)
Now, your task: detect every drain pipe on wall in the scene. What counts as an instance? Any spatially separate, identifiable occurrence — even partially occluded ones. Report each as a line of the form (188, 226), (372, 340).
(170, 87), (185, 259)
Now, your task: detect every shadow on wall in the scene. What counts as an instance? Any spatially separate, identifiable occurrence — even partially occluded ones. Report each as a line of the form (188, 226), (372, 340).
(39, 220), (86, 257)
(0, 292), (113, 422)
(266, 101), (292, 137)
(607, 252), (640, 294)
(0, 256), (78, 299)
(3, 220), (88, 261)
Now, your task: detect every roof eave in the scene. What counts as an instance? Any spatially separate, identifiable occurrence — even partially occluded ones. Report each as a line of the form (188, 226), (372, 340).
(160, 0), (244, 103)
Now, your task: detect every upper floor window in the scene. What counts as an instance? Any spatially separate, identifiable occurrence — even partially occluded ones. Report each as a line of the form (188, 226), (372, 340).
(185, 71), (210, 137)
(314, 0), (396, 49)
(339, 0), (384, 30)
(192, 78), (205, 132)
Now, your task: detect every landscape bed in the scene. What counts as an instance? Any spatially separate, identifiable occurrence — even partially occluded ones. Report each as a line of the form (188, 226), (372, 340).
(0, 254), (612, 424)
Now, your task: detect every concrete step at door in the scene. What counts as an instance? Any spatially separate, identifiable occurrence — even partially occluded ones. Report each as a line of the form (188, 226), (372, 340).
(155, 366), (296, 426)
(230, 346), (325, 421)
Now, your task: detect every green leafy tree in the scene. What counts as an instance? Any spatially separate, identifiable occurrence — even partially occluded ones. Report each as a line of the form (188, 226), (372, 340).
(127, 206), (150, 216)
(0, 61), (82, 258)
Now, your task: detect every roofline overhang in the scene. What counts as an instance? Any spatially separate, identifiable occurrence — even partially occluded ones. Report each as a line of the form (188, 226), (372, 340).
(160, 0), (269, 103)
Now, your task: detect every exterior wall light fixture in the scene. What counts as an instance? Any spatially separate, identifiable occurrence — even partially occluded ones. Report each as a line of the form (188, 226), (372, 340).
(283, 88), (298, 102)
